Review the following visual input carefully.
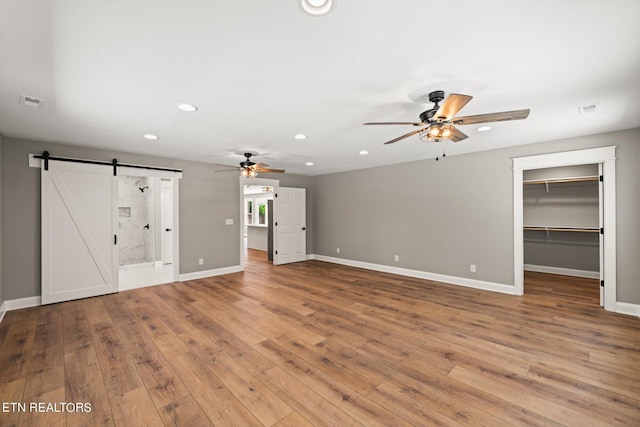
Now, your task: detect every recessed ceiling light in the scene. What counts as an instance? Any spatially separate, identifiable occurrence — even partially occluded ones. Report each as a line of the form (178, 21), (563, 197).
(359, 150), (369, 155)
(143, 134), (159, 140)
(300, 0), (335, 16)
(294, 134), (307, 140)
(476, 126), (492, 132)
(306, 162), (314, 166)
(177, 103), (198, 112)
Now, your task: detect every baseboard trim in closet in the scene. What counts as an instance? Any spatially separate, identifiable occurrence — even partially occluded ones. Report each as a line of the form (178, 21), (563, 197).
(524, 264), (599, 279)
(616, 302), (640, 318)
(311, 254), (516, 295)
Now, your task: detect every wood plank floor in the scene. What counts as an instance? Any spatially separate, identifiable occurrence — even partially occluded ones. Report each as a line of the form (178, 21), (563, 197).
(1, 249), (639, 426)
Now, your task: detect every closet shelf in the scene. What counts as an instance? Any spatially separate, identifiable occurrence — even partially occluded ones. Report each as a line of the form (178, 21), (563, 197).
(523, 225), (600, 237)
(523, 175), (599, 192)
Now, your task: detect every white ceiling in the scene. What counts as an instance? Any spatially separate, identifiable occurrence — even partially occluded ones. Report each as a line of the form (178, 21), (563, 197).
(1, 0), (639, 176)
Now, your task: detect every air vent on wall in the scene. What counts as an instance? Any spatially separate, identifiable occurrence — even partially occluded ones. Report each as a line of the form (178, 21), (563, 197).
(20, 94), (45, 108)
(578, 104), (597, 115)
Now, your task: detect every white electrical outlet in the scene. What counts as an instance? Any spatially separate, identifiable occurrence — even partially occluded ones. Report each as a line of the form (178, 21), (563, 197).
(199, 258), (204, 265)
(394, 255), (399, 262)
(470, 264), (476, 273)
(336, 248), (340, 254)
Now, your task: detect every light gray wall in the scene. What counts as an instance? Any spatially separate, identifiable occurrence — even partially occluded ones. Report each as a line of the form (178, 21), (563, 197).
(313, 128), (640, 304)
(2, 129), (638, 305)
(0, 133), (4, 308)
(524, 232), (599, 271)
(0, 137), (313, 300)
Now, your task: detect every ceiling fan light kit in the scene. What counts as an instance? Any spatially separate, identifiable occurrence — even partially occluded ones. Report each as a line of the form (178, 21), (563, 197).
(420, 123), (454, 142)
(214, 152), (285, 177)
(364, 90), (530, 154)
(241, 167), (258, 178)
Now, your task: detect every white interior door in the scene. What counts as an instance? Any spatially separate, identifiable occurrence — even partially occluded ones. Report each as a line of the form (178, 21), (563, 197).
(161, 180), (174, 265)
(41, 161), (118, 304)
(274, 187), (306, 265)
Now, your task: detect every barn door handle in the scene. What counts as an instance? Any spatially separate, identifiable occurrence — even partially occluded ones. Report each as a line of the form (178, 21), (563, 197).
(302, 227), (306, 230)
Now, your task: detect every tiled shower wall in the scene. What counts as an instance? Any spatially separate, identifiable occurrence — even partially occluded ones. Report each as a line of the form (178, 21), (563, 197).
(118, 176), (155, 266)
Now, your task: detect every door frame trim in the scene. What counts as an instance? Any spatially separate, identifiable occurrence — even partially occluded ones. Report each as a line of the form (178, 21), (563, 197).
(512, 146), (617, 311)
(119, 167), (181, 285)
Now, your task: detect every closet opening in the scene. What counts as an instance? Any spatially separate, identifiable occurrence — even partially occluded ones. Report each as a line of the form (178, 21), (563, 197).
(512, 146), (617, 312)
(522, 164), (601, 306)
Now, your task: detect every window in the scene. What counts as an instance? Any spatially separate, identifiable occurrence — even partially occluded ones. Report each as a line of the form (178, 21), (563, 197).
(258, 202), (267, 225)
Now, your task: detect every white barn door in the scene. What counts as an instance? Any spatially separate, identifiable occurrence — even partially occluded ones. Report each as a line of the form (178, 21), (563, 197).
(274, 187), (306, 265)
(41, 161), (118, 304)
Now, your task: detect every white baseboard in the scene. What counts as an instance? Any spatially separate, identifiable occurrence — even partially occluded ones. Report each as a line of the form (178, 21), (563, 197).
(0, 301), (6, 324)
(310, 255), (516, 295)
(616, 302), (640, 318)
(179, 265), (243, 281)
(0, 296), (42, 324)
(524, 264), (600, 279)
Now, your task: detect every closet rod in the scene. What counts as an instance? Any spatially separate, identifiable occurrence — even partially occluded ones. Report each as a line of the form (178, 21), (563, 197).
(34, 151), (182, 174)
(523, 226), (599, 233)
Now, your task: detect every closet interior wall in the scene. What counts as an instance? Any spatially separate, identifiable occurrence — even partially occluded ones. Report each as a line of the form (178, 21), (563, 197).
(523, 164), (600, 275)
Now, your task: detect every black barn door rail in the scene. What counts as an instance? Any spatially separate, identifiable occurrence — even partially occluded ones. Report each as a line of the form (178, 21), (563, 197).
(35, 151), (182, 176)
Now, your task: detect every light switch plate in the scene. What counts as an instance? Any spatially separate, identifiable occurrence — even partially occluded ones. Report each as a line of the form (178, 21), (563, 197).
(225, 219), (233, 225)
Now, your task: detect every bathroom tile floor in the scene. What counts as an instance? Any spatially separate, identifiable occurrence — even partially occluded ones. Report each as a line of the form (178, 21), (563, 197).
(119, 263), (174, 290)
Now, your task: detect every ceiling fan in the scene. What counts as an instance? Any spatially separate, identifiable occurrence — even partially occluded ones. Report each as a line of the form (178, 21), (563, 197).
(214, 153), (285, 177)
(364, 90), (530, 145)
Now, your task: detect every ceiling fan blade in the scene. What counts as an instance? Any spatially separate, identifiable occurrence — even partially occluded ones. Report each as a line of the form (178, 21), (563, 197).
(434, 93), (473, 121)
(383, 128), (424, 145)
(450, 127), (468, 142)
(214, 169), (240, 172)
(364, 122), (424, 126)
(452, 109), (530, 125)
(255, 167), (285, 173)
(212, 163), (239, 168)
(255, 162), (269, 168)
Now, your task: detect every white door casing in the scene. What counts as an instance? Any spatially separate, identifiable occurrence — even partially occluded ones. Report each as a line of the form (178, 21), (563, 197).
(513, 146), (616, 311)
(598, 163), (604, 307)
(41, 161), (118, 304)
(161, 180), (174, 265)
(274, 187), (306, 265)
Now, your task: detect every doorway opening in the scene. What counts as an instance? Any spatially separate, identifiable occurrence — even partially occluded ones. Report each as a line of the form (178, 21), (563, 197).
(243, 183), (275, 261)
(513, 146), (617, 311)
(239, 177), (279, 269)
(118, 173), (179, 290)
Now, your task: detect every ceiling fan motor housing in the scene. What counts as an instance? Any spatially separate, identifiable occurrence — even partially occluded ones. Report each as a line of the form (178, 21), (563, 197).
(419, 90), (446, 124)
(428, 90), (445, 104)
(241, 153), (255, 167)
(419, 109), (437, 123)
